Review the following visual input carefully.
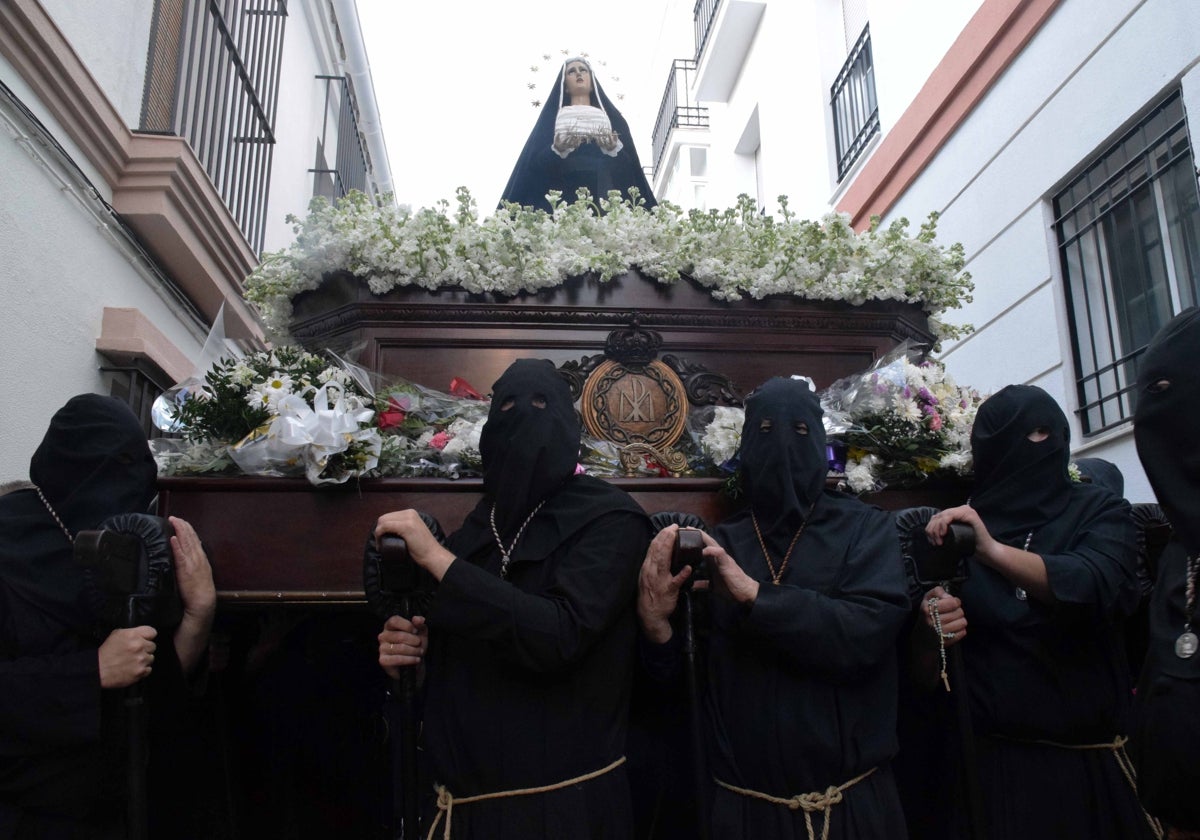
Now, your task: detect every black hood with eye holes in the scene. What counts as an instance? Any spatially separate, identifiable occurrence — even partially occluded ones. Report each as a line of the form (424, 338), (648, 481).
(737, 377), (828, 542)
(480, 359), (581, 535)
(3, 394), (157, 634)
(1135, 307), (1200, 556)
(969, 384), (1073, 540)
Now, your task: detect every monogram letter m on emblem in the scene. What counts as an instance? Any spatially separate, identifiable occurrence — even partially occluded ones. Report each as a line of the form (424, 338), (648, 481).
(619, 379), (655, 422)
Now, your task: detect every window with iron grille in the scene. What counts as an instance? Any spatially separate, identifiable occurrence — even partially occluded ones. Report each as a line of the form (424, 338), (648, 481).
(831, 24), (879, 181)
(103, 362), (174, 441)
(1055, 89), (1200, 435)
(141, 0), (288, 254)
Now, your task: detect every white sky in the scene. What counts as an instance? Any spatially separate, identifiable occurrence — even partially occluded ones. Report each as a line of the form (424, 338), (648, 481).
(355, 1), (691, 211)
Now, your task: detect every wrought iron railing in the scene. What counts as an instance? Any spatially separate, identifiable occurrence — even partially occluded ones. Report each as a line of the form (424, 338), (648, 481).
(142, 0), (288, 254)
(694, 0), (721, 62)
(831, 24), (879, 180)
(311, 75), (369, 200)
(651, 59), (709, 176)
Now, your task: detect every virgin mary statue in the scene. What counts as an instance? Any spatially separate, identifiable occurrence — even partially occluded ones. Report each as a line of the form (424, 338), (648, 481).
(499, 56), (657, 213)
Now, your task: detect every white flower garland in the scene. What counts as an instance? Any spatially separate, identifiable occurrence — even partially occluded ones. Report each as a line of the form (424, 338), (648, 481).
(245, 189), (975, 343)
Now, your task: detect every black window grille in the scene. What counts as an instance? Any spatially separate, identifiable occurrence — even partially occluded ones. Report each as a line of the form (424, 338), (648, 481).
(1055, 89), (1200, 435)
(311, 75), (369, 200)
(103, 363), (173, 440)
(651, 59), (709, 176)
(141, 0), (288, 255)
(694, 0), (721, 62)
(831, 24), (879, 181)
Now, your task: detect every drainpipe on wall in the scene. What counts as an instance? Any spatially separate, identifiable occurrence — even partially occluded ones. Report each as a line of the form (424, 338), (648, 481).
(330, 0), (394, 199)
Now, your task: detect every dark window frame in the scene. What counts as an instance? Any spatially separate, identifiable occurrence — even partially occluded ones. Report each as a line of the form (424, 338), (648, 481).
(1054, 88), (1200, 435)
(831, 24), (879, 181)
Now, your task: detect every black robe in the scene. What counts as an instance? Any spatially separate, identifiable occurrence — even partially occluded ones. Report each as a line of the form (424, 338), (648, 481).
(0, 395), (198, 839)
(703, 495), (911, 840)
(417, 474), (652, 839)
(950, 483), (1154, 840)
(1131, 539), (1200, 830)
(1130, 306), (1200, 830)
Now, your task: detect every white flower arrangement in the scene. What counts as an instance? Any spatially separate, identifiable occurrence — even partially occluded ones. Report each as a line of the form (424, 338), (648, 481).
(244, 189), (974, 344)
(823, 347), (984, 493)
(698, 405), (745, 467)
(157, 347), (382, 485)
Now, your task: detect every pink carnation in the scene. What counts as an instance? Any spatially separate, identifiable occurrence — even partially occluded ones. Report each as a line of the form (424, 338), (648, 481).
(429, 431), (452, 451)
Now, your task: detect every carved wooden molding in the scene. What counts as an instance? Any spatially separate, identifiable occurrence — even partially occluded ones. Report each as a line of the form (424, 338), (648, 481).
(292, 300), (933, 345)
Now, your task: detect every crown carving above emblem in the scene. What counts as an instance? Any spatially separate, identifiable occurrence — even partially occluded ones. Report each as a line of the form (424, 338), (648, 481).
(604, 319), (662, 367)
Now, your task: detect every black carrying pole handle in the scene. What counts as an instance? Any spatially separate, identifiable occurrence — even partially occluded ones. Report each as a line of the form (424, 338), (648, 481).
(943, 579), (986, 840)
(124, 595), (148, 840)
(673, 529), (711, 840)
(379, 534), (420, 840)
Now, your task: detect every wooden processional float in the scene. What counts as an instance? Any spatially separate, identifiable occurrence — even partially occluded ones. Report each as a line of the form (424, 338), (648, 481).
(157, 268), (963, 605)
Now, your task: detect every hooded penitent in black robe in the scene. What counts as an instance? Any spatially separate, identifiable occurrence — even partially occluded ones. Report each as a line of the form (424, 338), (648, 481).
(416, 360), (652, 839)
(0, 395), (194, 839)
(939, 385), (1154, 840)
(1131, 307), (1200, 831)
(499, 57), (656, 214)
(661, 378), (910, 839)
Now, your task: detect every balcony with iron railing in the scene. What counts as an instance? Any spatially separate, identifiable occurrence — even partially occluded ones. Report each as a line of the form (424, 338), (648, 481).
(694, 0), (721, 61)
(651, 59), (709, 177)
(690, 0), (765, 102)
(141, 0), (288, 254)
(311, 75), (369, 200)
(831, 24), (880, 181)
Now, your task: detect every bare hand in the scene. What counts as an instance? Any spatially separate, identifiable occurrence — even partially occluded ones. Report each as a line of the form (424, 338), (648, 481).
(375, 510), (455, 581)
(169, 516), (216, 620)
(596, 130), (619, 152)
(168, 516), (216, 675)
(637, 525), (694, 644)
(926, 505), (995, 558)
(700, 532), (759, 606)
(553, 132), (584, 155)
(921, 585), (967, 648)
(379, 614), (428, 680)
(99, 626), (157, 688)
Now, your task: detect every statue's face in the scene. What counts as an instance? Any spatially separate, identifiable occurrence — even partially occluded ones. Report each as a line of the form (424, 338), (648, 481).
(564, 61), (593, 98)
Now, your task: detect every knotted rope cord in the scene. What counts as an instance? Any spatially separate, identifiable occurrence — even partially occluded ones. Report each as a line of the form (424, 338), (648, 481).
(714, 766), (877, 840)
(996, 735), (1162, 839)
(426, 756), (626, 840)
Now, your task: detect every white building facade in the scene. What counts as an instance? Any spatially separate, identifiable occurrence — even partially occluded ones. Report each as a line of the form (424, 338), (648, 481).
(652, 0), (1200, 502)
(0, 0), (391, 479)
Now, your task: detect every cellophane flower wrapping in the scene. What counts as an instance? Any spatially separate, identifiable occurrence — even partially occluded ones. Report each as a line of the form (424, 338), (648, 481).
(153, 347), (382, 485)
(821, 342), (984, 493)
(369, 379), (489, 478)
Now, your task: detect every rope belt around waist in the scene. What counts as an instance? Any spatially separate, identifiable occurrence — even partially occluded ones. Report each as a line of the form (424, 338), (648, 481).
(426, 756), (626, 840)
(714, 766), (876, 840)
(991, 735), (1163, 840)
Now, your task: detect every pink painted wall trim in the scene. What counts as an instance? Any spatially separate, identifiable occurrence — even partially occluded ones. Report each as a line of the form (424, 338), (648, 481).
(97, 307), (194, 384)
(836, 0), (1063, 229)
